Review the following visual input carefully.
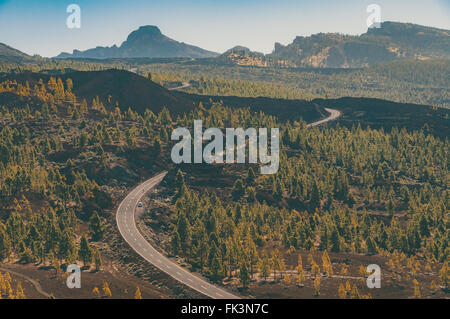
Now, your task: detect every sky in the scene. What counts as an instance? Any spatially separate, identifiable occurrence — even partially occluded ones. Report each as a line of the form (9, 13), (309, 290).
(0, 0), (449, 57)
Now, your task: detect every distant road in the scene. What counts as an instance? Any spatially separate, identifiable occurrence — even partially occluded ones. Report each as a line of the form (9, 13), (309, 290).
(308, 108), (341, 127)
(116, 107), (341, 299)
(166, 82), (342, 126)
(168, 82), (191, 91)
(116, 172), (239, 299)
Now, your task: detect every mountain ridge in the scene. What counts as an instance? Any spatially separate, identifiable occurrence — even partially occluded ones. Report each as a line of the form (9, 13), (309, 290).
(56, 25), (219, 59)
(0, 42), (34, 63)
(268, 21), (450, 67)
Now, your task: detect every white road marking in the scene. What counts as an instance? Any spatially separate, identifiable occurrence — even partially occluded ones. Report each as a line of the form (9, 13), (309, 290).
(116, 171), (240, 299)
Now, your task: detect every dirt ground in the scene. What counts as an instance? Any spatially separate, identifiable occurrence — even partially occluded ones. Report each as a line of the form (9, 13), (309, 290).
(138, 186), (449, 300)
(233, 249), (449, 299)
(0, 258), (168, 299)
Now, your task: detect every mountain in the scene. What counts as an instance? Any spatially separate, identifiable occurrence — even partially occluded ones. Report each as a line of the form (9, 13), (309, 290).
(186, 45), (296, 68)
(0, 43), (34, 63)
(212, 46), (269, 66)
(269, 21), (450, 68)
(56, 25), (219, 59)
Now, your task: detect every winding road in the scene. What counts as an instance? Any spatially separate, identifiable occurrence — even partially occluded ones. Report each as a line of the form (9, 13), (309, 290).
(116, 172), (239, 299)
(116, 107), (341, 299)
(168, 82), (192, 91)
(308, 108), (341, 127)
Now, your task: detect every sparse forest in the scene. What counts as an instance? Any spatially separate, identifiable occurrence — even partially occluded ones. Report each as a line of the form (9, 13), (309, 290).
(0, 68), (448, 299)
(164, 104), (449, 296)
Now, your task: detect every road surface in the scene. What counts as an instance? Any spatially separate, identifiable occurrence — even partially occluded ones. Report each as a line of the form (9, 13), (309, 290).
(116, 171), (239, 299)
(116, 107), (341, 299)
(308, 108), (341, 127)
(168, 82), (192, 91)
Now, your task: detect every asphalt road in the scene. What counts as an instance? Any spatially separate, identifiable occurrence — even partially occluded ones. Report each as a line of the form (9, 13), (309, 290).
(116, 171), (239, 299)
(168, 82), (192, 91)
(308, 108), (341, 127)
(116, 108), (341, 299)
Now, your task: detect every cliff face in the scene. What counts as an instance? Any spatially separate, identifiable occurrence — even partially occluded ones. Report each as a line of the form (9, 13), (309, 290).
(56, 26), (218, 59)
(269, 22), (450, 68)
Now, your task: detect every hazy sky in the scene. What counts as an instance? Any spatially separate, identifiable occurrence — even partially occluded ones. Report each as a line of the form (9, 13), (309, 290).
(0, 0), (449, 57)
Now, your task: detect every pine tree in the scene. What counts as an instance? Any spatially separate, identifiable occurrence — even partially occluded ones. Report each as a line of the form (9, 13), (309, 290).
(92, 287), (100, 298)
(170, 229), (181, 255)
(322, 251), (333, 276)
(93, 249), (102, 271)
(239, 262), (251, 289)
(313, 276), (321, 296)
(5, 279), (13, 299)
(413, 279), (421, 299)
(283, 273), (291, 285)
(0, 227), (11, 261)
(232, 179), (245, 201)
(154, 139), (162, 155)
(439, 261), (448, 288)
(58, 231), (76, 263)
(350, 285), (361, 299)
(260, 255), (271, 281)
(345, 280), (351, 293)
(338, 283), (346, 299)
(51, 253), (60, 275)
(246, 167), (256, 185)
(102, 282), (112, 297)
(134, 286), (142, 299)
(15, 281), (25, 299)
(366, 236), (378, 255)
(78, 234), (93, 267)
(247, 240), (259, 278)
(310, 180), (320, 209)
(330, 228), (341, 252)
(176, 213), (190, 243)
(89, 212), (105, 241)
(210, 253), (225, 283)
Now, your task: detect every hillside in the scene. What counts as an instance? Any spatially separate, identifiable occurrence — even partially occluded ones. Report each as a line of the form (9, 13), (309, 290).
(3, 68), (447, 134)
(56, 26), (219, 59)
(0, 70), (197, 115)
(0, 43), (33, 63)
(269, 21), (450, 68)
(314, 97), (450, 138)
(1, 69), (325, 121)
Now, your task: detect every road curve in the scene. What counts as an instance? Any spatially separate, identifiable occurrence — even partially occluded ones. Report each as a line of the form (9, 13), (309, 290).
(308, 107), (341, 127)
(168, 82), (192, 91)
(116, 108), (341, 299)
(116, 171), (239, 299)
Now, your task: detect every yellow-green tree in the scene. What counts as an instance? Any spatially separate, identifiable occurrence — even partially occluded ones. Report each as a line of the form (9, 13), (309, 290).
(313, 276), (321, 297)
(103, 282), (112, 298)
(338, 283), (346, 299)
(135, 286), (142, 299)
(413, 279), (421, 299)
(15, 281), (25, 299)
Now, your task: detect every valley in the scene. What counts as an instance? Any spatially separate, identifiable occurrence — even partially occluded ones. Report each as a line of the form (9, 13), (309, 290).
(0, 16), (448, 302)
